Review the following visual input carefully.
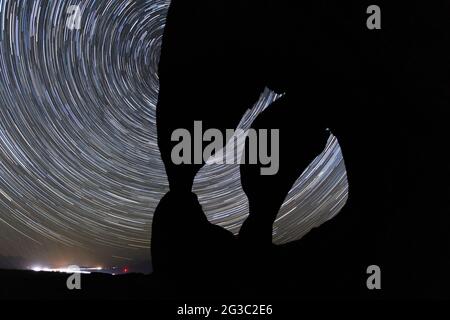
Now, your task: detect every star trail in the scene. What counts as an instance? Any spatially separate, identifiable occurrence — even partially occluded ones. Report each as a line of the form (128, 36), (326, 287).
(0, 0), (348, 268)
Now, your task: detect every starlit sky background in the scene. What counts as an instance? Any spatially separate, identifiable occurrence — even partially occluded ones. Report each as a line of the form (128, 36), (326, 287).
(0, 0), (347, 272)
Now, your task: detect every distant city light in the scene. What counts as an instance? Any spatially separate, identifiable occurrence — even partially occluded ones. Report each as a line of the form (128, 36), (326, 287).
(28, 265), (135, 275)
(29, 265), (91, 274)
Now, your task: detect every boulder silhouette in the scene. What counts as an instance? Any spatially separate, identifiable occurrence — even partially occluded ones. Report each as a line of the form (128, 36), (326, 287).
(152, 0), (450, 298)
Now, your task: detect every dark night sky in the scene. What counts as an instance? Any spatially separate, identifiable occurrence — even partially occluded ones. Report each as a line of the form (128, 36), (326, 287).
(0, 0), (347, 271)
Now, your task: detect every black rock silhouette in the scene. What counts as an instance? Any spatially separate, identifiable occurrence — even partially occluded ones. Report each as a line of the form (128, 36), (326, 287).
(152, 0), (450, 299)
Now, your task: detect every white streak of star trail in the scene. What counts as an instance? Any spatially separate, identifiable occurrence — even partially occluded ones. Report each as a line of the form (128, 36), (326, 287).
(0, 0), (348, 264)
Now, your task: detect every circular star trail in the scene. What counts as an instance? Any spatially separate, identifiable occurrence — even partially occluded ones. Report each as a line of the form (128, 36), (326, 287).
(0, 0), (348, 266)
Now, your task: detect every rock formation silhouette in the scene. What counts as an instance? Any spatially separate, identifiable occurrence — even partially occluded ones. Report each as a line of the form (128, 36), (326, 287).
(152, 0), (450, 298)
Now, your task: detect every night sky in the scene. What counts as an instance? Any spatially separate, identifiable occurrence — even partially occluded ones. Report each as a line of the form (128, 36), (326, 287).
(0, 0), (347, 271)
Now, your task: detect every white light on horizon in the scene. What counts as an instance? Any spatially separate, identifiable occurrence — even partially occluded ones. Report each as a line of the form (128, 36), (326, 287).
(29, 265), (91, 274)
